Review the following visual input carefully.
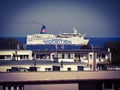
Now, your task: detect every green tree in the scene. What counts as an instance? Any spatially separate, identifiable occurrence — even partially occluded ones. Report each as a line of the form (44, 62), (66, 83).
(0, 38), (23, 49)
(104, 41), (120, 65)
(0, 38), (7, 49)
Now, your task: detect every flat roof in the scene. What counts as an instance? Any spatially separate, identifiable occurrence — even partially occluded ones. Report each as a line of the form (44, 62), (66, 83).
(0, 48), (109, 53)
(0, 60), (87, 66)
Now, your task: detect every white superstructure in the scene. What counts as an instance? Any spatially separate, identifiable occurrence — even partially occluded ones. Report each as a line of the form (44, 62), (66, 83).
(26, 26), (89, 45)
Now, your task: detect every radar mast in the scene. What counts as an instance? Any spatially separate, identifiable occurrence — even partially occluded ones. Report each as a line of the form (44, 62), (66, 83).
(73, 27), (78, 34)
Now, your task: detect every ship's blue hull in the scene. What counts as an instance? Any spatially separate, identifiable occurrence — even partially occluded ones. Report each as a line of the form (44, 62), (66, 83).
(15, 37), (120, 50)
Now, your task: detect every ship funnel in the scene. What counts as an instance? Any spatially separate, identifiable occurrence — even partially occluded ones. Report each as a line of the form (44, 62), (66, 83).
(40, 25), (47, 34)
(73, 27), (78, 34)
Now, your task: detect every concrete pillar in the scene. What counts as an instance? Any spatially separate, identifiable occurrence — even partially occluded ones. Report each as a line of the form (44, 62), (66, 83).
(17, 86), (19, 90)
(3, 86), (8, 90)
(109, 52), (112, 63)
(111, 82), (114, 90)
(11, 86), (14, 90)
(2, 85), (24, 90)
(17, 85), (24, 90)
(29, 51), (32, 60)
(102, 82), (105, 90)
(88, 52), (97, 71)
(93, 52), (96, 71)
(34, 54), (36, 60)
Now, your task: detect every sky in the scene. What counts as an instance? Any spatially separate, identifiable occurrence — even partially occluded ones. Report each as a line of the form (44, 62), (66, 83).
(0, 0), (120, 37)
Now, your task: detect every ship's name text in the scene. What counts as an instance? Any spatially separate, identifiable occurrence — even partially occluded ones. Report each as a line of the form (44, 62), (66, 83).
(43, 39), (72, 44)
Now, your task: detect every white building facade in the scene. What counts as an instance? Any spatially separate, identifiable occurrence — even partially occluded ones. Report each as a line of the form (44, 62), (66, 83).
(0, 49), (111, 71)
(0, 50), (32, 60)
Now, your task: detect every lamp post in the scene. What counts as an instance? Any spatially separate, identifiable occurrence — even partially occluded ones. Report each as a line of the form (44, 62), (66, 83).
(92, 44), (96, 71)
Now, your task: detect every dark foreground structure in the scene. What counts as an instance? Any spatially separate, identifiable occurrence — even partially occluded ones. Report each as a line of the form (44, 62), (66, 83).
(0, 71), (120, 90)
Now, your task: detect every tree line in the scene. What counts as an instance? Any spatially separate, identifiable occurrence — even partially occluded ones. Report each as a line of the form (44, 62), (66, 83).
(104, 41), (120, 65)
(0, 38), (23, 49)
(0, 37), (120, 65)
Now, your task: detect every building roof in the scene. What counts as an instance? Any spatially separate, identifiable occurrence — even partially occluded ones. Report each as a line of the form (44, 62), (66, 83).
(32, 48), (109, 54)
(0, 60), (87, 66)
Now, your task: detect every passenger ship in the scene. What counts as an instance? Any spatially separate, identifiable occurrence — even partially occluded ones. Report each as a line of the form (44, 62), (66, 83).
(26, 26), (89, 45)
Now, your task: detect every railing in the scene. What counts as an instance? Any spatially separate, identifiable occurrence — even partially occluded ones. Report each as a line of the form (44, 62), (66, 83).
(0, 71), (120, 90)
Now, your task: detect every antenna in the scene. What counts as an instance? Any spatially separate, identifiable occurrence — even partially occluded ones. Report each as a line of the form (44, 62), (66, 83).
(32, 21), (44, 25)
(91, 44), (94, 50)
(17, 44), (20, 50)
